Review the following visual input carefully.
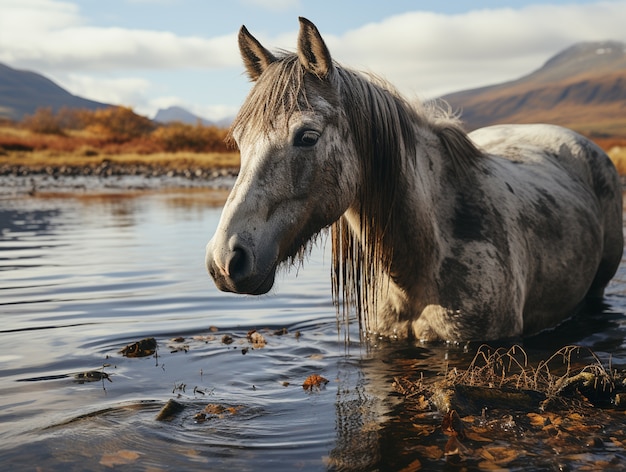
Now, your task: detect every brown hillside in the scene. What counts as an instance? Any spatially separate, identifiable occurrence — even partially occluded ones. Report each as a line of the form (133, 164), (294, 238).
(0, 63), (111, 121)
(442, 41), (626, 138)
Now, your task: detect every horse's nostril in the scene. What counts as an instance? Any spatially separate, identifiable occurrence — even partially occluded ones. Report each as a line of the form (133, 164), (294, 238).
(226, 247), (248, 279)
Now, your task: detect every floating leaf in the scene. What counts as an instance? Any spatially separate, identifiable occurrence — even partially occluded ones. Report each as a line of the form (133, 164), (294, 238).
(411, 423), (436, 437)
(120, 337), (157, 358)
(192, 335), (215, 342)
(155, 399), (185, 421)
(204, 404), (226, 415)
(465, 431), (492, 442)
(398, 458), (422, 472)
(73, 370), (111, 383)
(442, 410), (466, 439)
(444, 436), (463, 456)
(303, 374), (329, 391)
(413, 445), (443, 460)
(247, 330), (266, 348)
(478, 446), (519, 465)
(527, 412), (548, 428)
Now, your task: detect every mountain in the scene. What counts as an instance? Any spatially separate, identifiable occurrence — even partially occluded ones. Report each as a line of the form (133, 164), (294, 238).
(441, 41), (626, 138)
(154, 106), (234, 127)
(154, 106), (213, 126)
(0, 63), (111, 121)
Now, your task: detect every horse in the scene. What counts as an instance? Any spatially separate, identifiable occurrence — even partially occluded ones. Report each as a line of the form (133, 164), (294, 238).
(205, 17), (623, 342)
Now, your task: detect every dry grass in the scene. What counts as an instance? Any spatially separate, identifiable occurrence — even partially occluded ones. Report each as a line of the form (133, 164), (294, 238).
(0, 123), (239, 171)
(0, 150), (240, 170)
(394, 344), (622, 411)
(607, 145), (626, 175)
(449, 345), (615, 399)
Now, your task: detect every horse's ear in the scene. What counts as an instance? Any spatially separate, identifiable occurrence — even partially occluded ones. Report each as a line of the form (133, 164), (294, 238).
(238, 25), (277, 81)
(297, 17), (333, 79)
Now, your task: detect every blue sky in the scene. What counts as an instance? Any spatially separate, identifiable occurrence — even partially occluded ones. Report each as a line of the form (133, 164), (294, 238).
(1, 0), (625, 121)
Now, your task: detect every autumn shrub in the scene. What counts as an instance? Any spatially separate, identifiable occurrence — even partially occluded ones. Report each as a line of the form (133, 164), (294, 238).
(12, 107), (234, 155)
(151, 123), (230, 152)
(22, 107), (65, 135)
(55, 107), (89, 130)
(104, 135), (163, 155)
(86, 106), (156, 142)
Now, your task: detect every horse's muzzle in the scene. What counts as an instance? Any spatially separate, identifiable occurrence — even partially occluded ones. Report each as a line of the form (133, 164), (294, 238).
(205, 237), (277, 295)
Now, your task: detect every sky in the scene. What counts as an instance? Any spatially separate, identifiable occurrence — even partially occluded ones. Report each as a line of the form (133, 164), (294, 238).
(1, 0), (626, 122)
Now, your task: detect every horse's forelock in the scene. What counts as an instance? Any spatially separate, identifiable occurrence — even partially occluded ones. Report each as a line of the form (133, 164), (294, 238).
(228, 54), (300, 143)
(229, 53), (338, 145)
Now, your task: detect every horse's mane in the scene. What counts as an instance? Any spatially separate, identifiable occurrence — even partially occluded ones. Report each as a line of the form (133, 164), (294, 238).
(230, 52), (484, 333)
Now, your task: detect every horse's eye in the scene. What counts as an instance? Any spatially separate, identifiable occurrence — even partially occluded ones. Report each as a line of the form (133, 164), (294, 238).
(294, 130), (320, 147)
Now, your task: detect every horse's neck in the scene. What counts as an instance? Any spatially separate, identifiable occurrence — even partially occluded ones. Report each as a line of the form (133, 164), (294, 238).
(347, 124), (445, 288)
(391, 132), (443, 282)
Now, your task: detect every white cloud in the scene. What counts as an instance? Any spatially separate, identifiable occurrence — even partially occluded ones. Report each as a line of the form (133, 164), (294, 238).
(0, 0), (82, 31)
(0, 0), (238, 71)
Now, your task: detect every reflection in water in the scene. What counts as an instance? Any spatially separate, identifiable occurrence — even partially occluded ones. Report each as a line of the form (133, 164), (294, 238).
(0, 207), (60, 237)
(0, 186), (625, 470)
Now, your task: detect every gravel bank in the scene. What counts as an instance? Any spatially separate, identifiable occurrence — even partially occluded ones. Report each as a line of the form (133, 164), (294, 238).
(0, 162), (238, 196)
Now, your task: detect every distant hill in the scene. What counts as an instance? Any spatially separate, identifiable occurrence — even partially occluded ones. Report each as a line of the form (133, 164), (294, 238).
(0, 63), (111, 121)
(441, 41), (626, 138)
(154, 106), (233, 127)
(154, 106), (214, 126)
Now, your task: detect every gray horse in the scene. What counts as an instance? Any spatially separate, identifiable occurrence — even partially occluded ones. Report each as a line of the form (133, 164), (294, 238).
(206, 17), (623, 341)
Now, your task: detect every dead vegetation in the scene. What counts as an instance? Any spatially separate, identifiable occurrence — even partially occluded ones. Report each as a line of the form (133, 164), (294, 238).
(392, 345), (626, 469)
(394, 344), (624, 412)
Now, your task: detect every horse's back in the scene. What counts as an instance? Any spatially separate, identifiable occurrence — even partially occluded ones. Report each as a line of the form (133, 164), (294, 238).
(470, 124), (622, 250)
(470, 124), (623, 329)
(470, 123), (613, 181)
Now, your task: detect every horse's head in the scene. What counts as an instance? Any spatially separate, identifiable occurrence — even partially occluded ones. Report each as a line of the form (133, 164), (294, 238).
(206, 18), (360, 294)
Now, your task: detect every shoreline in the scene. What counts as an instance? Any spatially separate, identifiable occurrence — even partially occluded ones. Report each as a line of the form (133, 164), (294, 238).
(0, 168), (238, 197)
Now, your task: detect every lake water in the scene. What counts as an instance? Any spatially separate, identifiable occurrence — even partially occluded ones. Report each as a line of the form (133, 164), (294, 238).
(2, 181), (626, 471)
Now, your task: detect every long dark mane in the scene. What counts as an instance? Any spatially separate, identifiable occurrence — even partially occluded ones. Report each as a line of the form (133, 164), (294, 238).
(230, 52), (484, 332)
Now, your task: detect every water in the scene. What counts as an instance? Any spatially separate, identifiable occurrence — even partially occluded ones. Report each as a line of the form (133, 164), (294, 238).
(1, 182), (626, 471)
